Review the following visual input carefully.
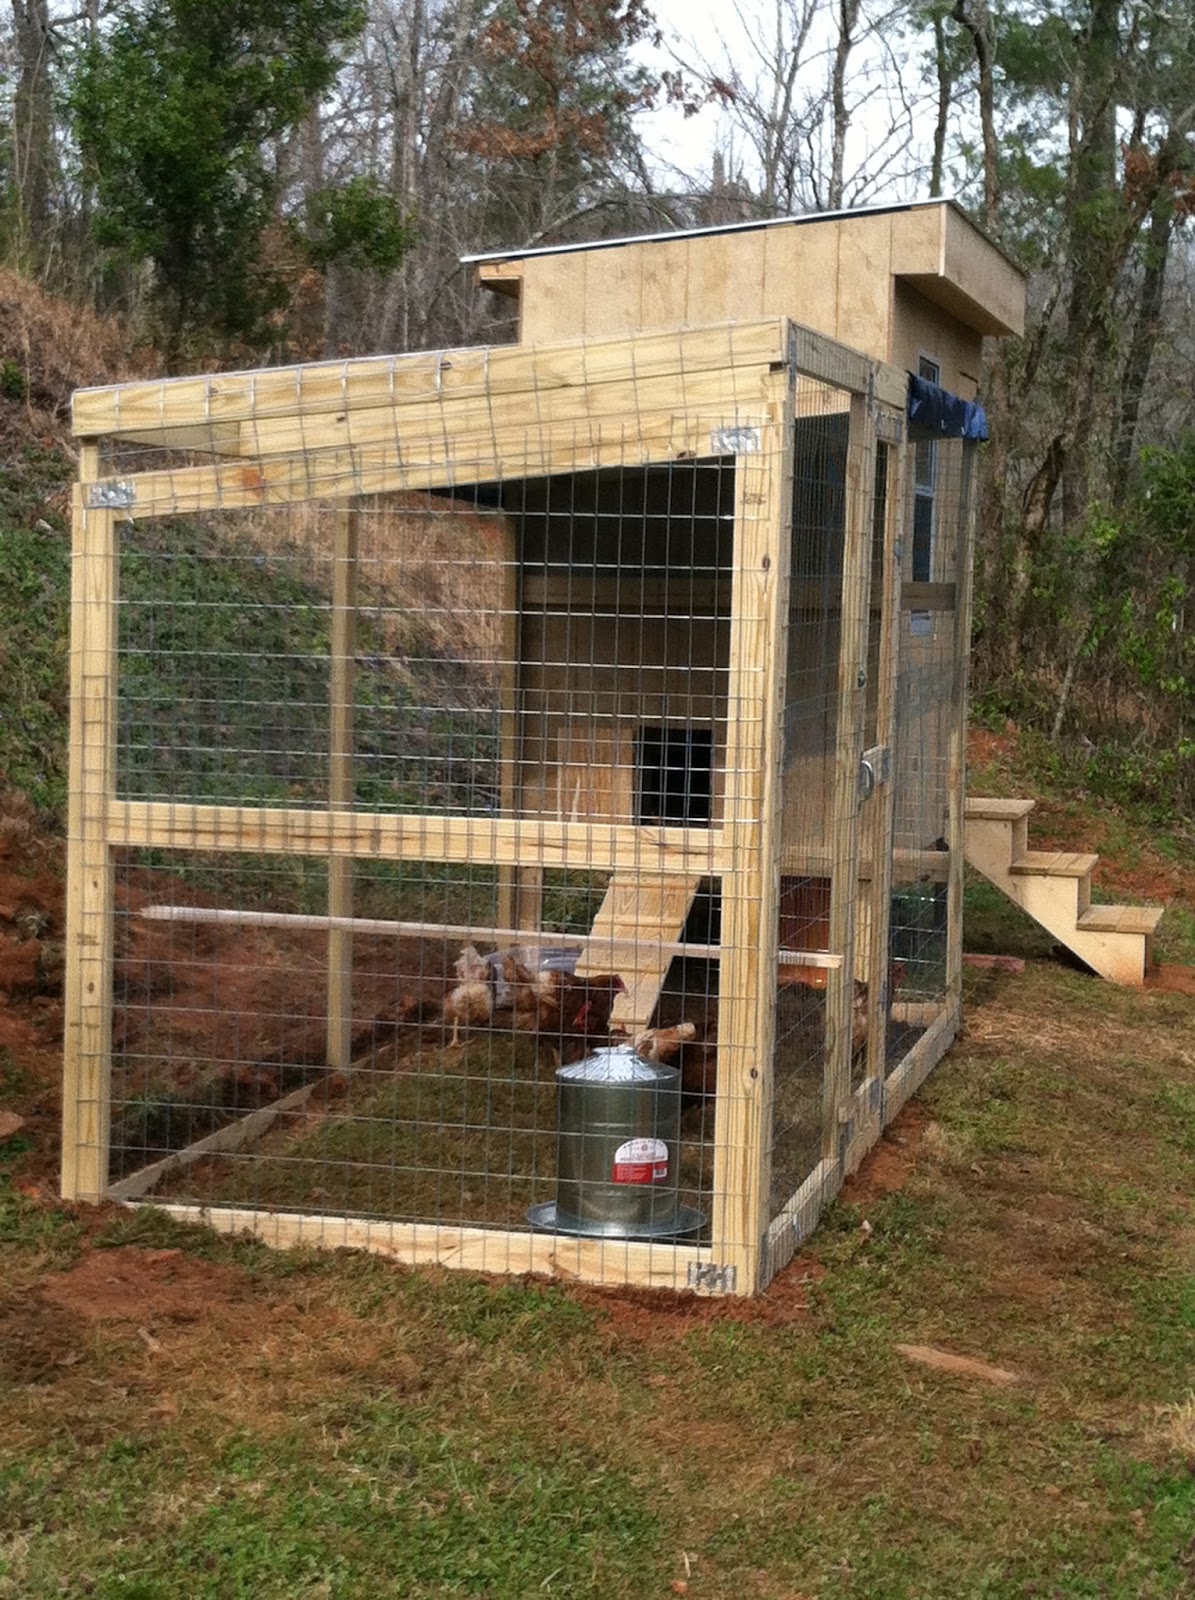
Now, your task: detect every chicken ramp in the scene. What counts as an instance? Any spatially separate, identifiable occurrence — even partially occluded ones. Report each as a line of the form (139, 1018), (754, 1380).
(574, 874), (704, 1029)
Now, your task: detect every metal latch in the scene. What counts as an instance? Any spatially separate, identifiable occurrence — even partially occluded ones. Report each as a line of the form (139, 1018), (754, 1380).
(859, 744), (892, 800)
(687, 1261), (738, 1294)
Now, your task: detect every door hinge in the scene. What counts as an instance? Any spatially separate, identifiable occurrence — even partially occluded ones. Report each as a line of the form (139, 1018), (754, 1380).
(687, 1261), (738, 1295)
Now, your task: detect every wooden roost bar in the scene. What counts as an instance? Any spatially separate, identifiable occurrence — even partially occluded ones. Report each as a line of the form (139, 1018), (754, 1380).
(62, 201), (1025, 1295)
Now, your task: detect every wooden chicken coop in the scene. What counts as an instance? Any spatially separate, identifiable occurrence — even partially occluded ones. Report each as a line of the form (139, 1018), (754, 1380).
(62, 200), (1025, 1296)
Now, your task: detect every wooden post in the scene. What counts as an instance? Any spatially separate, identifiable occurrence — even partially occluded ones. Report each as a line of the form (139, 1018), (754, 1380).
(945, 440), (980, 1015)
(862, 420), (907, 1093)
(62, 445), (117, 1202)
(711, 376), (794, 1295)
(822, 393), (878, 1170)
(327, 500), (359, 1071)
(495, 514), (538, 930)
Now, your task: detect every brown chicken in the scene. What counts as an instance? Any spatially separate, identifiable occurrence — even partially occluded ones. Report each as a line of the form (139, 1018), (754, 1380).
(499, 955), (627, 1064)
(500, 951), (562, 1033)
(442, 943), (495, 1047)
(554, 973), (628, 1062)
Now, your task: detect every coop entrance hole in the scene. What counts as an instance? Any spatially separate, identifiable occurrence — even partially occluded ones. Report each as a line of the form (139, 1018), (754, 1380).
(635, 726), (713, 827)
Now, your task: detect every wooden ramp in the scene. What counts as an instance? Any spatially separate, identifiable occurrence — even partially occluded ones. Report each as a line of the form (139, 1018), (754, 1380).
(575, 874), (704, 1028)
(964, 798), (1163, 985)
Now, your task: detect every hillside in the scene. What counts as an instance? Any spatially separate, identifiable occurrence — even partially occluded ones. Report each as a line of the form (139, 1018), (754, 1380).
(2, 269), (1194, 1599)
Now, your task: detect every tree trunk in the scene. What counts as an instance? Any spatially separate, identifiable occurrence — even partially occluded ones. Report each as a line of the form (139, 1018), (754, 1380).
(829, 0), (861, 210)
(12, 0), (55, 273)
(929, 10), (950, 200)
(951, 0), (998, 232)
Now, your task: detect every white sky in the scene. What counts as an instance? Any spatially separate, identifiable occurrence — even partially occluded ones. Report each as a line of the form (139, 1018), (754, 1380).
(630, 0), (943, 206)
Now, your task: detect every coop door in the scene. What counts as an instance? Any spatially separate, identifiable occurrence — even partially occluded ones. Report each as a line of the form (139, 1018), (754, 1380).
(854, 426), (902, 1080)
(634, 726), (714, 827)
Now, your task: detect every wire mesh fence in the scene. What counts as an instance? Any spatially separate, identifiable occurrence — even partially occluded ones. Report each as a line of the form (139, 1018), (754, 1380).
(65, 319), (976, 1294)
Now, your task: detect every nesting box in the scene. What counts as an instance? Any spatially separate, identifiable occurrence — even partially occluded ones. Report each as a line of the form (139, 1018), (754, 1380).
(62, 200), (1024, 1295)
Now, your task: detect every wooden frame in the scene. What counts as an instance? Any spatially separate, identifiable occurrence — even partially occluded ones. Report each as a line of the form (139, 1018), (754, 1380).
(64, 310), (973, 1294)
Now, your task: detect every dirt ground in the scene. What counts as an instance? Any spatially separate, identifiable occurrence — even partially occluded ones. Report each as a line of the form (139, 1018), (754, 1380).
(3, 753), (1193, 1294)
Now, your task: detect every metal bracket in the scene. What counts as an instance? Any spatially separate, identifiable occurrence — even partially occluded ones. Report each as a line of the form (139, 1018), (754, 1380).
(859, 744), (892, 800)
(86, 480), (137, 510)
(687, 1260), (738, 1295)
(711, 426), (761, 456)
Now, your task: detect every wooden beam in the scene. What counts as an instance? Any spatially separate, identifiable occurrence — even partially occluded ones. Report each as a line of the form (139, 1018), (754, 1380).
(495, 514), (535, 932)
(130, 1203), (713, 1291)
(110, 799), (725, 875)
(83, 407), (773, 517)
(946, 442), (980, 1008)
(225, 359), (778, 463)
(327, 502), (360, 1072)
(72, 320), (789, 441)
(62, 474), (117, 1203)
(711, 375), (794, 1296)
(878, 999), (959, 1125)
(863, 421), (907, 1092)
(790, 324), (907, 411)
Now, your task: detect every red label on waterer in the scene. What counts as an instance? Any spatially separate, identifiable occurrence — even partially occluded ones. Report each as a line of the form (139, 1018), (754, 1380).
(612, 1138), (669, 1184)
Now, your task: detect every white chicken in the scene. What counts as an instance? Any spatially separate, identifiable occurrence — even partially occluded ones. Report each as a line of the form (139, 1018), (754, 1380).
(442, 943), (495, 1047)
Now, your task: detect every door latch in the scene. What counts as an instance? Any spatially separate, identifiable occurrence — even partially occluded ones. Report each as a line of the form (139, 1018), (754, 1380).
(859, 744), (891, 800)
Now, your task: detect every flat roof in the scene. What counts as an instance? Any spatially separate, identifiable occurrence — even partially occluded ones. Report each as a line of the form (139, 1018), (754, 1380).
(461, 197), (1024, 280)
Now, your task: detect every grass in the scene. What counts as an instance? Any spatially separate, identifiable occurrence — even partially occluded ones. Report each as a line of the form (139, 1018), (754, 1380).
(4, 959), (1195, 1597)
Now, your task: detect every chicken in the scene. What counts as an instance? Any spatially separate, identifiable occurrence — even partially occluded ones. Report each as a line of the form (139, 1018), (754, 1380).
(500, 950), (562, 1034)
(442, 943), (496, 1047)
(632, 1020), (696, 1064)
(553, 973), (628, 1062)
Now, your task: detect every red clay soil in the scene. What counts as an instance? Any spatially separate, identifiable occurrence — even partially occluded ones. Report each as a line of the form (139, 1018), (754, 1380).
(841, 1098), (930, 1206)
(1145, 964), (1195, 996)
(572, 1252), (828, 1342)
(39, 1244), (247, 1325)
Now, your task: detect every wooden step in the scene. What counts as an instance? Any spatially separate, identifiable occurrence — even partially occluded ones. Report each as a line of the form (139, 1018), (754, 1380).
(965, 798), (1036, 822)
(1076, 904), (1164, 936)
(1008, 851), (1099, 878)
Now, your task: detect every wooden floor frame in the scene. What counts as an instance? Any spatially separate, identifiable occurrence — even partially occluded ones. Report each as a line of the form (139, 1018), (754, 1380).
(64, 317), (968, 1296)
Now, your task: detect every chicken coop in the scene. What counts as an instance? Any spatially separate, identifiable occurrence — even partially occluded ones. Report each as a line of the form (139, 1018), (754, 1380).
(62, 200), (1024, 1296)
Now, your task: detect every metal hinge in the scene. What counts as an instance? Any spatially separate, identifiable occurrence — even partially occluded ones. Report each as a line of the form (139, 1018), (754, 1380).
(86, 480), (137, 510)
(710, 425), (761, 456)
(687, 1261), (738, 1295)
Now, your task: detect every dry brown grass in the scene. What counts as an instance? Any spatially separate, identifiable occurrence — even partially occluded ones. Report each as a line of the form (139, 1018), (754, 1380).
(0, 269), (144, 447)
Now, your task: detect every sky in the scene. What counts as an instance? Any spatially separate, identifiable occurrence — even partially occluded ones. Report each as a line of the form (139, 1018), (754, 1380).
(629, 0), (944, 208)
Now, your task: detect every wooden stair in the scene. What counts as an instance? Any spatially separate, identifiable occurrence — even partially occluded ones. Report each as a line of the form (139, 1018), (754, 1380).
(963, 798), (1162, 985)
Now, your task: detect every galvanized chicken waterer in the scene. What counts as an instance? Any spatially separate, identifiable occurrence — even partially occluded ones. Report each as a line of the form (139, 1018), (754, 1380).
(527, 1043), (705, 1240)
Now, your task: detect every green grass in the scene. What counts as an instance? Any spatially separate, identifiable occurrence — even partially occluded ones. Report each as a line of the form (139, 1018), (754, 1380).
(0, 448), (73, 813)
(4, 963), (1195, 1597)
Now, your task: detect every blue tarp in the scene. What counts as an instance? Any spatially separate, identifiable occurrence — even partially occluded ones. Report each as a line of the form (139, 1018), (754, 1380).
(907, 373), (989, 441)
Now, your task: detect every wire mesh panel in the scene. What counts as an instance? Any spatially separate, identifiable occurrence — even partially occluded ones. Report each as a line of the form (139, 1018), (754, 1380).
(887, 432), (969, 1075)
(767, 370), (897, 1268)
(60, 323), (818, 1292)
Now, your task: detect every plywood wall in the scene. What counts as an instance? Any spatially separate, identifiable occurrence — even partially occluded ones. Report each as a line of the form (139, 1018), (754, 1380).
(501, 202), (1017, 402)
